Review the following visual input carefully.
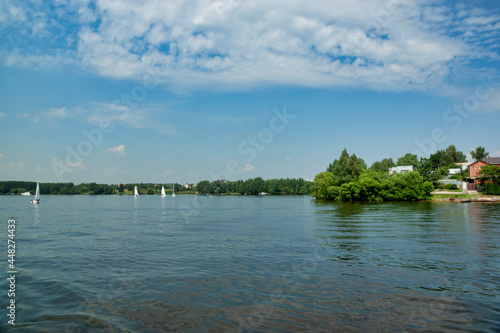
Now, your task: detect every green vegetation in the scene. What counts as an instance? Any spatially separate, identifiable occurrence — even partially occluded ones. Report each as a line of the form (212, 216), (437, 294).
(313, 144), (500, 201)
(480, 165), (500, 195)
(1, 178), (312, 196)
(312, 149), (436, 201)
(397, 153), (419, 169)
(431, 193), (480, 200)
(470, 146), (489, 161)
(196, 177), (313, 195)
(0, 181), (194, 195)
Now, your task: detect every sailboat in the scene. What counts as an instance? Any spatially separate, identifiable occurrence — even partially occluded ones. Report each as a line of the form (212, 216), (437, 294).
(31, 177), (40, 204)
(134, 186), (139, 197)
(161, 186), (166, 197)
(172, 184), (177, 197)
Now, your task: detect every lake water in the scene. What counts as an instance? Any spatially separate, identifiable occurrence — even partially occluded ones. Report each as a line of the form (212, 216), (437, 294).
(1, 195), (499, 332)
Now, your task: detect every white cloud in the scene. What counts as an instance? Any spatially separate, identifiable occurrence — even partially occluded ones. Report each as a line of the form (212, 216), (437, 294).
(51, 157), (87, 177)
(16, 112), (41, 123)
(108, 145), (126, 155)
(286, 157), (291, 161)
(14, 103), (177, 135)
(2, 0), (498, 92)
(493, 151), (500, 157)
(87, 102), (178, 134)
(0, 112), (6, 119)
(155, 169), (175, 177)
(0, 161), (25, 173)
(45, 107), (69, 118)
(243, 163), (255, 172)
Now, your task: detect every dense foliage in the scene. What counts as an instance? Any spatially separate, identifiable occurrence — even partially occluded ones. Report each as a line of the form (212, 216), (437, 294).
(470, 146), (489, 161)
(312, 149), (435, 201)
(1, 178), (313, 196)
(0, 181), (194, 195)
(196, 177), (313, 195)
(480, 165), (500, 195)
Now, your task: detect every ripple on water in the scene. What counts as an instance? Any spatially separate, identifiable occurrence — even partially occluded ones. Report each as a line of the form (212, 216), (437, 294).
(2, 196), (499, 332)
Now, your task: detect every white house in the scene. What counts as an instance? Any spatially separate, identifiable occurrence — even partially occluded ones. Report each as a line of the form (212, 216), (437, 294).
(449, 168), (461, 175)
(388, 166), (413, 174)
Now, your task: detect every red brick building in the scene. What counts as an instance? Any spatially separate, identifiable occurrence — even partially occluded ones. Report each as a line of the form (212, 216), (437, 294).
(467, 157), (500, 190)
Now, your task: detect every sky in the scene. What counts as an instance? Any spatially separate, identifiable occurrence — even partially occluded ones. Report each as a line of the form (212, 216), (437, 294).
(0, 0), (499, 185)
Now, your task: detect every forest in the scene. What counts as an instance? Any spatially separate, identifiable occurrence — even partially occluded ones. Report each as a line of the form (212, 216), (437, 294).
(0, 178), (313, 196)
(196, 177), (313, 195)
(0, 182), (192, 195)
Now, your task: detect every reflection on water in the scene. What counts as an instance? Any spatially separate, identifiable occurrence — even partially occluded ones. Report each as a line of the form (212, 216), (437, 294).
(0, 196), (499, 332)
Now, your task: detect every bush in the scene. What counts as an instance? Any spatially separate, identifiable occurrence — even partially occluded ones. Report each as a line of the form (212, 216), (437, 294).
(485, 183), (500, 195)
(421, 182), (434, 200)
(444, 183), (458, 190)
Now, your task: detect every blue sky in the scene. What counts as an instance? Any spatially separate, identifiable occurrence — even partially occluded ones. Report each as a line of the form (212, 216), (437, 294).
(0, 0), (499, 184)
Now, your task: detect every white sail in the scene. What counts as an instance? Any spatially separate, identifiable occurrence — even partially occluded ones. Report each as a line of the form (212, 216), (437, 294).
(31, 177), (40, 204)
(161, 186), (166, 197)
(134, 186), (139, 197)
(35, 180), (40, 200)
(172, 184), (177, 197)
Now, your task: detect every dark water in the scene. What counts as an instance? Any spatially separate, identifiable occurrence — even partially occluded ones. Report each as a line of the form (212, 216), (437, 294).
(1, 195), (499, 332)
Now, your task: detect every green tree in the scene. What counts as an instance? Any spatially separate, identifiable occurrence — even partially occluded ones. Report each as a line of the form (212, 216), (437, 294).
(421, 181), (434, 200)
(397, 153), (419, 168)
(470, 146), (489, 161)
(480, 165), (500, 183)
(326, 148), (366, 186)
(380, 171), (424, 201)
(340, 171), (382, 201)
(311, 172), (335, 199)
(444, 145), (466, 164)
(417, 157), (441, 184)
(370, 158), (396, 173)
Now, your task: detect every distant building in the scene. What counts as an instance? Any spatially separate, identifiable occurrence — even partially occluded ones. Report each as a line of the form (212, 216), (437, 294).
(388, 166), (413, 174)
(456, 162), (470, 170)
(183, 184), (192, 189)
(466, 157), (500, 190)
(448, 168), (461, 175)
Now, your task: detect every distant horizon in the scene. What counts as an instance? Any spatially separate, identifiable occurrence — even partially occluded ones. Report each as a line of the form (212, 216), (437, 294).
(1, 1), (499, 185)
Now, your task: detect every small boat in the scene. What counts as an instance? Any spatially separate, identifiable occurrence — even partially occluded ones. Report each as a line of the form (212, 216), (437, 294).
(21, 191), (31, 196)
(31, 177), (40, 204)
(134, 186), (139, 197)
(258, 192), (268, 196)
(161, 186), (166, 197)
(172, 184), (177, 197)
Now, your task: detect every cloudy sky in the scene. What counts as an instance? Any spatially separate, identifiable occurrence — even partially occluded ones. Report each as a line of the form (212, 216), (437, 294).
(0, 0), (499, 184)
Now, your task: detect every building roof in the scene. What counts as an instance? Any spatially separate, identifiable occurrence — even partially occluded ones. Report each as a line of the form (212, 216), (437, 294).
(389, 166), (413, 170)
(483, 157), (500, 165)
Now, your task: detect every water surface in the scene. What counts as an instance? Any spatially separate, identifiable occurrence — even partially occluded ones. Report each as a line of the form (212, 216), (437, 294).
(1, 195), (499, 332)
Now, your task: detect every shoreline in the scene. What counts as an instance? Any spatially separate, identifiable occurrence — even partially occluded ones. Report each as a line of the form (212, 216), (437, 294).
(432, 195), (500, 203)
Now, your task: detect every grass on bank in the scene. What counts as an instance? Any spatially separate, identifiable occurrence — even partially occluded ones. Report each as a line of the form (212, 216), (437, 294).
(431, 193), (481, 200)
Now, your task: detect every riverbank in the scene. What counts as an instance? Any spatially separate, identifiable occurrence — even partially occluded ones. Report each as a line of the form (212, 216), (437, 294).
(431, 194), (500, 202)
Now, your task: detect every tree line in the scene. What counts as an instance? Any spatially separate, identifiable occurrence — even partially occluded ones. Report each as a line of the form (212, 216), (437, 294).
(0, 182), (194, 195)
(196, 177), (313, 195)
(0, 178), (314, 196)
